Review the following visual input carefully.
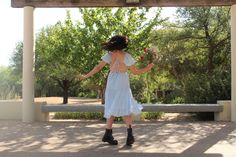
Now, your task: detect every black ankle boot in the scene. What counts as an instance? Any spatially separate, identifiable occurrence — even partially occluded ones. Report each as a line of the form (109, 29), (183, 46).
(102, 129), (118, 145)
(126, 126), (135, 146)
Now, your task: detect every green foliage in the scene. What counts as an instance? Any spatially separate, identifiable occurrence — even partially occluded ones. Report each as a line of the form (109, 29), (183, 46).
(149, 7), (231, 103)
(0, 66), (19, 99)
(176, 7), (231, 73)
(34, 8), (164, 103)
(183, 69), (230, 103)
(78, 8), (164, 103)
(7, 42), (23, 98)
(0, 42), (23, 100)
(8, 7), (231, 106)
(171, 97), (185, 104)
(53, 111), (163, 120)
(10, 42), (23, 79)
(36, 13), (82, 79)
(141, 112), (164, 120)
(54, 112), (104, 120)
(35, 11), (82, 103)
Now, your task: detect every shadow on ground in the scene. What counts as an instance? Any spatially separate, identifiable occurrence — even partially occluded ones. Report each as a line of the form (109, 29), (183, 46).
(0, 120), (235, 157)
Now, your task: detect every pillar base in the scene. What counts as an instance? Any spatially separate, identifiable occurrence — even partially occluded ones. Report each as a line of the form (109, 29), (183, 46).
(215, 101), (231, 121)
(35, 102), (49, 121)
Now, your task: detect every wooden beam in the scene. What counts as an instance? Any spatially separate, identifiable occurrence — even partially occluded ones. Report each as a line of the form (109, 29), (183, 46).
(11, 0), (236, 8)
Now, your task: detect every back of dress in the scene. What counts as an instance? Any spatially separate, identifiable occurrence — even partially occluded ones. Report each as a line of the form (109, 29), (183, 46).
(101, 51), (143, 118)
(101, 51), (136, 70)
(110, 52), (128, 73)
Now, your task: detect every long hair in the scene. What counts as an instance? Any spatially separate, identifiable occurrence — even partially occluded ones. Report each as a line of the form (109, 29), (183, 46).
(101, 35), (128, 51)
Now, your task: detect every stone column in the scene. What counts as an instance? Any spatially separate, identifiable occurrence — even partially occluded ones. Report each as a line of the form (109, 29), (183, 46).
(23, 6), (35, 122)
(232, 5), (236, 122)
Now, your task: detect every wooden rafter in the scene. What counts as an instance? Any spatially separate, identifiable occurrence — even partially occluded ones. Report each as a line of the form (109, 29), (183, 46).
(12, 0), (236, 8)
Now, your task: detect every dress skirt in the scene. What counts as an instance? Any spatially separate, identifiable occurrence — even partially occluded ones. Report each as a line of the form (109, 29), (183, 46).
(104, 72), (143, 118)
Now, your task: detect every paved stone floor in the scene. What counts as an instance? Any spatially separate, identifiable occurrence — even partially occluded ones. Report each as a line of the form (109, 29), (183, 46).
(0, 120), (236, 157)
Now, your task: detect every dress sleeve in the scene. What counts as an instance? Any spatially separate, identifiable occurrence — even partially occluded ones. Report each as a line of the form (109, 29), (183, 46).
(124, 53), (136, 66)
(101, 53), (111, 63)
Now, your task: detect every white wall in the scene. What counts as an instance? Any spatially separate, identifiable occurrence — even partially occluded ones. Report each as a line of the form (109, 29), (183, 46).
(0, 100), (46, 120)
(0, 100), (22, 120)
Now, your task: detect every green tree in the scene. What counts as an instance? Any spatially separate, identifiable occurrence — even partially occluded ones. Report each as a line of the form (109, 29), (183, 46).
(35, 12), (82, 104)
(77, 8), (164, 103)
(0, 66), (19, 99)
(177, 7), (231, 103)
(35, 8), (164, 104)
(9, 41), (23, 97)
(176, 7), (230, 73)
(150, 7), (231, 103)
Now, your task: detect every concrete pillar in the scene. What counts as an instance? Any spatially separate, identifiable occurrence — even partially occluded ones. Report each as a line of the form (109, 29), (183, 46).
(215, 101), (231, 121)
(232, 5), (236, 122)
(23, 6), (35, 122)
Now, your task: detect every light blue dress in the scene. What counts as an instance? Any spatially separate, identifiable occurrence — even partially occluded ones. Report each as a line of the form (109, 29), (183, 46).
(101, 52), (143, 118)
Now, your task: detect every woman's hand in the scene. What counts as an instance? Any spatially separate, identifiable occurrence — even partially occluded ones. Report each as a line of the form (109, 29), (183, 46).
(147, 63), (155, 71)
(79, 61), (107, 80)
(79, 75), (87, 80)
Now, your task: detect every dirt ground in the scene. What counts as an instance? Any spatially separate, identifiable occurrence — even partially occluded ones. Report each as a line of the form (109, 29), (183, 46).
(34, 97), (102, 105)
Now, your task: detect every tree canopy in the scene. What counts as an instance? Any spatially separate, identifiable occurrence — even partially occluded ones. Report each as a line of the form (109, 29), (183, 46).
(6, 7), (231, 105)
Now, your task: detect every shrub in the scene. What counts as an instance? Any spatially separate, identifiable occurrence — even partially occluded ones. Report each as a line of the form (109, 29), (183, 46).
(53, 112), (164, 120)
(54, 112), (104, 120)
(141, 112), (164, 120)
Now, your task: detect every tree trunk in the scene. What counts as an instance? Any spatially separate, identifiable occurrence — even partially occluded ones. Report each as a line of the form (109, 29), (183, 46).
(101, 74), (109, 104)
(204, 24), (214, 73)
(62, 79), (69, 104)
(101, 87), (105, 104)
(207, 46), (214, 73)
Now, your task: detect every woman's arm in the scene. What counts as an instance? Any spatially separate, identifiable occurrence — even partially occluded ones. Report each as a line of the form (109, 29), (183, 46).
(129, 63), (154, 75)
(80, 61), (107, 80)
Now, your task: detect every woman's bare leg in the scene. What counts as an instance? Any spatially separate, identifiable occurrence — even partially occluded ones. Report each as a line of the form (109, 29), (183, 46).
(123, 115), (133, 127)
(106, 116), (115, 129)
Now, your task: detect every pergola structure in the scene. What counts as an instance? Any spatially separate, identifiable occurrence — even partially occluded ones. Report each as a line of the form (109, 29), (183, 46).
(11, 0), (236, 122)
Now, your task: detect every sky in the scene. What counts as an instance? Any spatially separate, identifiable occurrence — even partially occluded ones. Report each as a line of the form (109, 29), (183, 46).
(0, 0), (176, 67)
